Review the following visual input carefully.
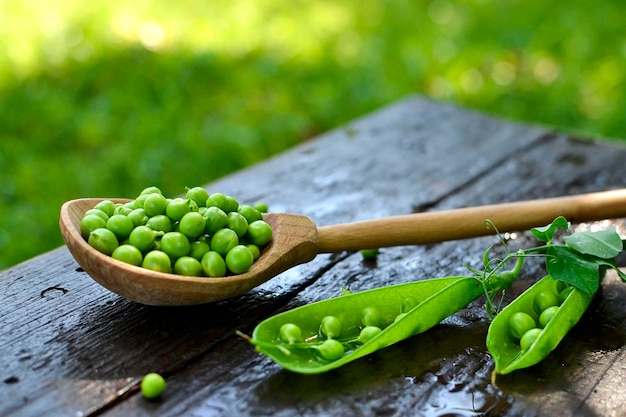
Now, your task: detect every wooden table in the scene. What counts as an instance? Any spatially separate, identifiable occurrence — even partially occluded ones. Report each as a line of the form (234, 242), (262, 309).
(2, 96), (625, 417)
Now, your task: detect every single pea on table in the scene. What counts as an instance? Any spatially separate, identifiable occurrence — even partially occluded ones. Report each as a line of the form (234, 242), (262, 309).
(141, 373), (166, 399)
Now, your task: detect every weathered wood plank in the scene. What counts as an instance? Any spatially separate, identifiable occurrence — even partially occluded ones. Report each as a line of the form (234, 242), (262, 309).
(1, 96), (625, 417)
(100, 114), (626, 416)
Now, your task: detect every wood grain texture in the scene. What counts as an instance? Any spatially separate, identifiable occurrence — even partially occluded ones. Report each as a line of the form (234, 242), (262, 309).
(1, 96), (625, 417)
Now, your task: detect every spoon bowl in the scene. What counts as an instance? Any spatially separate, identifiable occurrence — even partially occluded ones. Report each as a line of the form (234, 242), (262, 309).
(60, 189), (626, 306)
(60, 198), (319, 305)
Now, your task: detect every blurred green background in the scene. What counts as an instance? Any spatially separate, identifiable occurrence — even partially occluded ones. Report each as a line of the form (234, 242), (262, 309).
(1, 0), (625, 270)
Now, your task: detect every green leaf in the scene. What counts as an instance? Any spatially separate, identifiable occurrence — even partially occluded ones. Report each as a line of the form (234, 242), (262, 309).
(531, 216), (570, 243)
(563, 227), (623, 259)
(546, 246), (601, 295)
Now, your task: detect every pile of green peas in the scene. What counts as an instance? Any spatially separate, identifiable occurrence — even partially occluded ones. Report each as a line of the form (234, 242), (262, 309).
(507, 281), (573, 351)
(80, 186), (272, 277)
(277, 295), (420, 362)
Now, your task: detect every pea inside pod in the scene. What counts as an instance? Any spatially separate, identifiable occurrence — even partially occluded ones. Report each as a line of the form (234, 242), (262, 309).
(486, 274), (595, 376)
(248, 261), (521, 374)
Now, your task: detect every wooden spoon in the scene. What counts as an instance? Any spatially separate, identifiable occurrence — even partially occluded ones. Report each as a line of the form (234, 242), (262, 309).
(60, 189), (626, 306)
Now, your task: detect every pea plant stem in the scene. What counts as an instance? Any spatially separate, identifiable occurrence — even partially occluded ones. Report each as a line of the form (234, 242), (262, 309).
(476, 253), (525, 316)
(315, 189), (626, 252)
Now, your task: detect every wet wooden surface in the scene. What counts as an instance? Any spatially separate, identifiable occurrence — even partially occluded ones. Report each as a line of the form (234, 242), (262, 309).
(2, 96), (626, 417)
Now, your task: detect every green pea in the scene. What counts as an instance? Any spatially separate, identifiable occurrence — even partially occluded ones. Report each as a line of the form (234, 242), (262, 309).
(508, 311), (536, 339)
(361, 306), (381, 328)
(227, 212), (248, 238)
(129, 225), (159, 252)
(106, 214), (134, 240)
(179, 212), (206, 240)
(210, 228), (239, 257)
(80, 214), (106, 239)
(173, 256), (203, 276)
(139, 186), (162, 196)
(165, 198), (192, 221)
(114, 205), (133, 216)
(246, 244), (261, 261)
(146, 214), (173, 233)
(84, 208), (109, 222)
(539, 306), (560, 328)
(519, 328), (542, 351)
(224, 195), (239, 213)
(237, 204), (263, 224)
(320, 316), (342, 339)
(225, 245), (254, 274)
(112, 244), (143, 266)
(143, 193), (169, 217)
(279, 323), (303, 344)
(133, 194), (149, 209)
(315, 339), (345, 361)
(141, 372), (166, 399)
(88, 228), (119, 255)
(401, 296), (419, 313)
(555, 279), (570, 294)
(142, 250), (172, 273)
(533, 290), (560, 315)
(360, 249), (379, 260)
(159, 232), (191, 260)
(189, 240), (211, 261)
(253, 201), (269, 213)
(206, 193), (230, 212)
(127, 208), (149, 227)
(203, 206), (229, 235)
(358, 326), (382, 344)
(559, 286), (574, 303)
(93, 200), (116, 217)
(245, 220), (273, 247)
(186, 186), (209, 208)
(394, 312), (408, 323)
(201, 251), (227, 277)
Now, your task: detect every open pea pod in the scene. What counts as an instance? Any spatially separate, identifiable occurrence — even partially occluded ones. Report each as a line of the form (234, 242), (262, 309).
(486, 274), (595, 375)
(249, 268), (519, 374)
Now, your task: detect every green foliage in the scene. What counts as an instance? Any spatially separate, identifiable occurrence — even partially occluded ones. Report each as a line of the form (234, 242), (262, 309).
(1, 0), (625, 269)
(528, 217), (626, 294)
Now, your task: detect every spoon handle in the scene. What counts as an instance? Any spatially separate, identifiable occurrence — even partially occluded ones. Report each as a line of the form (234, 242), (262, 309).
(316, 189), (626, 253)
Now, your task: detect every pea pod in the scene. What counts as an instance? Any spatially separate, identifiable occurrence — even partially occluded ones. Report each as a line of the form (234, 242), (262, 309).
(486, 275), (595, 375)
(247, 263), (520, 374)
